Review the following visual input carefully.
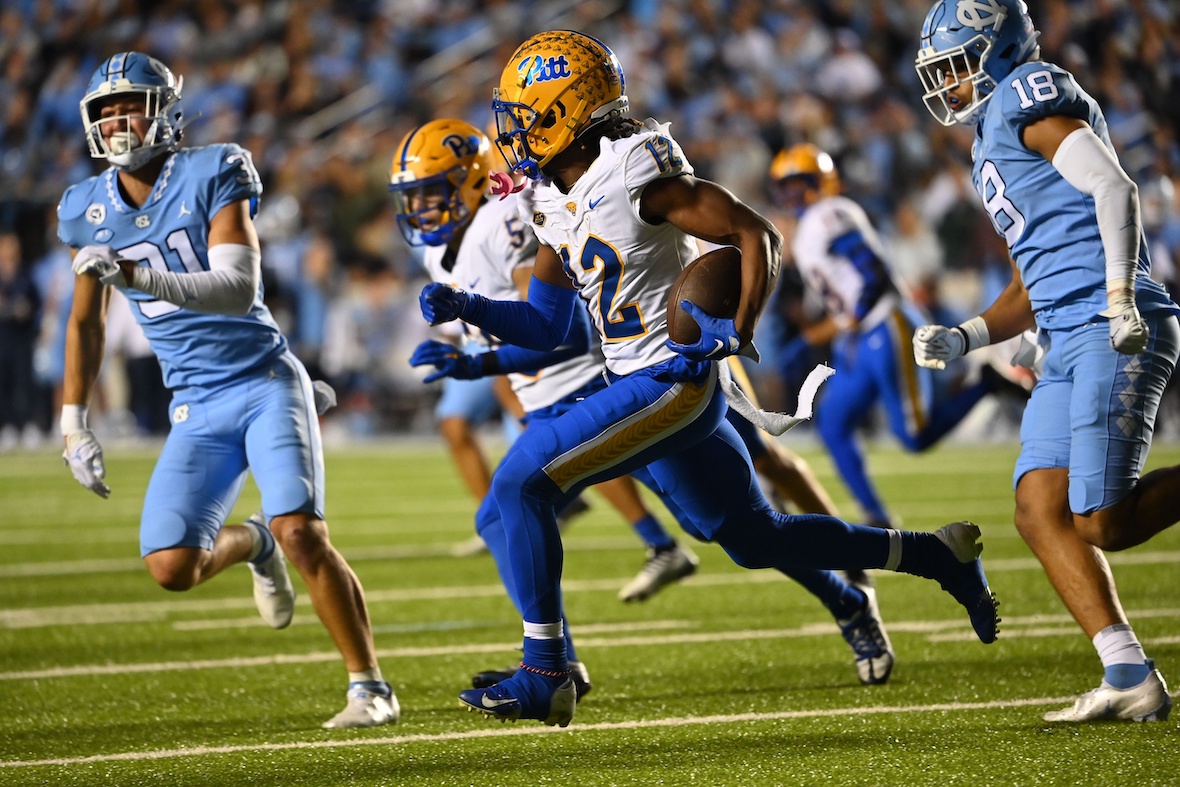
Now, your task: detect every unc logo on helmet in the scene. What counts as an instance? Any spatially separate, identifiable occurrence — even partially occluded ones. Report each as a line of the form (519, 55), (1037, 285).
(956, 0), (1007, 31)
(388, 119), (493, 247)
(914, 0), (1039, 126)
(492, 30), (629, 179)
(81, 51), (185, 171)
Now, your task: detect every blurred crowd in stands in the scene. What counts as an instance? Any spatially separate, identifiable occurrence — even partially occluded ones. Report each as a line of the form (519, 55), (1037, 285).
(1, 0), (1178, 448)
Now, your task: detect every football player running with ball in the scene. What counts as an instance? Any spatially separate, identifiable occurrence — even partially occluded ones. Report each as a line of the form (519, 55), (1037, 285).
(419, 30), (1000, 728)
(59, 52), (397, 729)
(398, 120), (905, 693)
(913, 0), (1176, 722)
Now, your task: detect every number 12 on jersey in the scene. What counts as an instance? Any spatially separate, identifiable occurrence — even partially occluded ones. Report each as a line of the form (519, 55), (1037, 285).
(560, 237), (646, 341)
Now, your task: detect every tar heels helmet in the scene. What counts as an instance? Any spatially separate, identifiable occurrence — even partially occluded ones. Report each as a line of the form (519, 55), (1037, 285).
(388, 118), (494, 247)
(492, 30), (629, 179)
(769, 144), (841, 214)
(915, 0), (1040, 126)
(81, 52), (184, 171)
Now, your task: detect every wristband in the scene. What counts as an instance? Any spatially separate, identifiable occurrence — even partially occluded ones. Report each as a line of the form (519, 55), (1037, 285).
(61, 404), (89, 436)
(953, 316), (990, 353)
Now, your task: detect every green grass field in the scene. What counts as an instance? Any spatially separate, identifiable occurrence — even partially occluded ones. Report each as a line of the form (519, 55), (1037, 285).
(1, 438), (1178, 786)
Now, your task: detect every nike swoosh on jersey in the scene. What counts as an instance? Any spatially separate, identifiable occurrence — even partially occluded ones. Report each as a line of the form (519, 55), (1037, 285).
(480, 694), (519, 709)
(712, 339), (725, 355)
(588, 196), (605, 209)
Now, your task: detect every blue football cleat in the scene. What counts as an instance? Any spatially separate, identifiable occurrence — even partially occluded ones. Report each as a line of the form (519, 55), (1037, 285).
(933, 521), (1001, 644)
(459, 666), (576, 727)
(472, 659), (593, 701)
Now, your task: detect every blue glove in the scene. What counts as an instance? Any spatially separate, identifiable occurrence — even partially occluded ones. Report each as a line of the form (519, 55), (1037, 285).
(419, 282), (470, 326)
(665, 300), (742, 361)
(409, 340), (484, 383)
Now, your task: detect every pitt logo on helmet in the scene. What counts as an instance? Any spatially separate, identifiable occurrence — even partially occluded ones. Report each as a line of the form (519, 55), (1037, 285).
(388, 118), (493, 247)
(492, 30), (629, 180)
(518, 55), (572, 86)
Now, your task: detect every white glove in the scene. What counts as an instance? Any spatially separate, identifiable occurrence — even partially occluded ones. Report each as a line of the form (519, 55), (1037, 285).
(1099, 288), (1149, 354)
(63, 431), (110, 498)
(913, 324), (966, 370)
(312, 380), (337, 415)
(72, 245), (129, 287)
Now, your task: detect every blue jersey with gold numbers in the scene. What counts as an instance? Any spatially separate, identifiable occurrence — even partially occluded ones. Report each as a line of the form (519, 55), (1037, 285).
(57, 143), (286, 389)
(972, 61), (1176, 330)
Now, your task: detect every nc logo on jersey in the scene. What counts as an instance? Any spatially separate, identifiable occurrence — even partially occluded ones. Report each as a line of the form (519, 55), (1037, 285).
(86, 204), (106, 225)
(956, 0), (1007, 31)
(93, 228), (114, 243)
(533, 211), (546, 227)
(518, 54), (571, 86)
(135, 214), (151, 229)
(172, 404), (190, 424)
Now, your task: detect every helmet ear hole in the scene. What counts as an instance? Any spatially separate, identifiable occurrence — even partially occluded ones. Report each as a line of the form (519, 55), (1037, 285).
(541, 109), (559, 130)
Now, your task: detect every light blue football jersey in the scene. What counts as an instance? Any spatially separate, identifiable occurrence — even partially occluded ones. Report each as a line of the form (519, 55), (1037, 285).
(57, 143), (286, 389)
(972, 61), (1176, 330)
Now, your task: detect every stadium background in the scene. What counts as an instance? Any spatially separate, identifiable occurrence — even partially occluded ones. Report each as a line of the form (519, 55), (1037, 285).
(1, 0), (1177, 446)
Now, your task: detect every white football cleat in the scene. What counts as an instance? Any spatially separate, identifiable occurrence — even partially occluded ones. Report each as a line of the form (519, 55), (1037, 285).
(1044, 663), (1172, 723)
(618, 543), (699, 602)
(838, 582), (895, 686)
(245, 514), (296, 629)
(322, 683), (400, 729)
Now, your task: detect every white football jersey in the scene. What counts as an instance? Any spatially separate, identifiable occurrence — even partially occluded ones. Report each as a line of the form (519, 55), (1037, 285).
(791, 195), (900, 331)
(521, 119), (700, 376)
(422, 194), (604, 412)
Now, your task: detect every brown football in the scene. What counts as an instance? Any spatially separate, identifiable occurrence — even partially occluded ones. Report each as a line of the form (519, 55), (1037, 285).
(665, 246), (743, 345)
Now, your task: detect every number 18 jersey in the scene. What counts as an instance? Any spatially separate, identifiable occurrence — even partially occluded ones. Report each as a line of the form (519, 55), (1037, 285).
(973, 61), (1175, 329)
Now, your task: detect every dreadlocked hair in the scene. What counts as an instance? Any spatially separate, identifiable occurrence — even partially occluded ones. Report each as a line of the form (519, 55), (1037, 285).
(577, 116), (643, 149)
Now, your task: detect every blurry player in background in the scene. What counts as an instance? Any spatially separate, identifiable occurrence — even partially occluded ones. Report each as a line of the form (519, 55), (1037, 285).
(913, 0), (1178, 722)
(58, 52), (396, 729)
(419, 30), (1000, 727)
(768, 143), (1022, 528)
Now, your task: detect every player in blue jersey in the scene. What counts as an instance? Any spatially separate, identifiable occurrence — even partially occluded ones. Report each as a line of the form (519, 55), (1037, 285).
(768, 143), (1022, 529)
(913, 0), (1177, 722)
(417, 30), (1001, 728)
(58, 52), (397, 729)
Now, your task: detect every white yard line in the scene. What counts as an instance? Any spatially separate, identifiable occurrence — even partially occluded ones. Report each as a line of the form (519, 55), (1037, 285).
(4, 552), (1180, 629)
(0, 696), (1077, 769)
(4, 610), (1180, 682)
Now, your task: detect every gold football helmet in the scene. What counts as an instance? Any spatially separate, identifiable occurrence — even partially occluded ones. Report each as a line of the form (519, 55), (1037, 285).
(388, 118), (494, 246)
(492, 30), (629, 179)
(768, 143), (841, 213)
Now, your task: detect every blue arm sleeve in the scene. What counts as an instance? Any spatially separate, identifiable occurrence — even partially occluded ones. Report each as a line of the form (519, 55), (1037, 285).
(486, 304), (591, 375)
(460, 276), (577, 351)
(830, 230), (889, 322)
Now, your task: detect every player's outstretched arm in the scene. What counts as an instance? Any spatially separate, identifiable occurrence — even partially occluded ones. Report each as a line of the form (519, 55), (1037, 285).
(418, 245), (579, 352)
(914, 255), (1034, 370)
(641, 174), (781, 348)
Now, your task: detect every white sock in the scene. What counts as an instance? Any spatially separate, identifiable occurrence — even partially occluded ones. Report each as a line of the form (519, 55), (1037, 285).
(245, 522), (264, 562)
(1093, 623), (1147, 668)
(523, 621), (564, 640)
